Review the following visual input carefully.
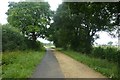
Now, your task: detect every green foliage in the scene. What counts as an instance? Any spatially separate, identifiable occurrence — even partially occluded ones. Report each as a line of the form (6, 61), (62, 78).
(2, 24), (27, 51)
(48, 2), (119, 53)
(59, 50), (118, 78)
(91, 47), (119, 63)
(7, 2), (52, 41)
(91, 47), (106, 59)
(118, 50), (120, 79)
(2, 50), (45, 78)
(2, 24), (45, 52)
(24, 39), (45, 51)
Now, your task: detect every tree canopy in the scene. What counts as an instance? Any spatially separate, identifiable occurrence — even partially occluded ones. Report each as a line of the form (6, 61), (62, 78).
(47, 2), (119, 53)
(6, 2), (119, 53)
(7, 2), (52, 41)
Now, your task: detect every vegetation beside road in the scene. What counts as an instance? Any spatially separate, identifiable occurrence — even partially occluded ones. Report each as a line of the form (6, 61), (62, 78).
(57, 48), (118, 79)
(1, 24), (46, 78)
(2, 24), (45, 52)
(1, 2), (119, 79)
(2, 50), (45, 78)
(91, 46), (119, 63)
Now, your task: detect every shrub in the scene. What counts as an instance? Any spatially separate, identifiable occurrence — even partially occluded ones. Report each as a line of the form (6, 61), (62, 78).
(2, 24), (27, 51)
(2, 24), (45, 52)
(24, 39), (45, 51)
(91, 46), (119, 63)
(91, 47), (105, 59)
(104, 47), (118, 62)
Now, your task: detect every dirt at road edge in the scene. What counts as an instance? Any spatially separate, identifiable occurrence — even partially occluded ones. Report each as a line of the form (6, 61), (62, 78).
(53, 50), (107, 78)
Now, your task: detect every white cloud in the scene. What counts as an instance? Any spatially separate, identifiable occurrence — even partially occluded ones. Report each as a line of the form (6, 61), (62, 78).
(46, 0), (62, 11)
(0, 0), (9, 24)
(0, 0), (62, 25)
(0, 0), (26, 25)
(37, 38), (51, 43)
(95, 31), (118, 45)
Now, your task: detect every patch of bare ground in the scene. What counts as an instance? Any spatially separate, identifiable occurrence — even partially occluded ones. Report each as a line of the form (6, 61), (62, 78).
(53, 50), (107, 78)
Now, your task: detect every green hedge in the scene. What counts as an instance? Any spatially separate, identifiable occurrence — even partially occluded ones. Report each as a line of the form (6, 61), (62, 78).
(2, 24), (44, 52)
(91, 46), (119, 63)
(24, 39), (45, 51)
(2, 24), (27, 51)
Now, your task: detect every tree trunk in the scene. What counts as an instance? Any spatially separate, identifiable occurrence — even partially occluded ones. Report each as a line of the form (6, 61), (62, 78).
(32, 32), (37, 41)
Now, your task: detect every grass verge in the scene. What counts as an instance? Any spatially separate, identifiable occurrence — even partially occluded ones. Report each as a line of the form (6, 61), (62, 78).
(0, 52), (2, 79)
(58, 50), (118, 79)
(2, 50), (45, 78)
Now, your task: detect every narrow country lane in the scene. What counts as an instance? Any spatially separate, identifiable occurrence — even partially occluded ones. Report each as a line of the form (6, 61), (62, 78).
(31, 49), (64, 78)
(32, 49), (107, 78)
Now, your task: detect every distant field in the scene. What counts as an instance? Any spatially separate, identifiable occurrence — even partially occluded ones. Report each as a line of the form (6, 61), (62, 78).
(2, 50), (45, 78)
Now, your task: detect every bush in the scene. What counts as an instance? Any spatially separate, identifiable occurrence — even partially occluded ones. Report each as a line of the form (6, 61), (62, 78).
(24, 39), (45, 51)
(91, 47), (106, 59)
(104, 47), (118, 62)
(91, 46), (119, 63)
(2, 24), (27, 51)
(2, 24), (45, 52)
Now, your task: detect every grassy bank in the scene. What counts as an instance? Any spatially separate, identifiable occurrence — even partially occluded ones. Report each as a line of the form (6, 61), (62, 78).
(2, 50), (45, 78)
(0, 52), (2, 79)
(58, 50), (118, 79)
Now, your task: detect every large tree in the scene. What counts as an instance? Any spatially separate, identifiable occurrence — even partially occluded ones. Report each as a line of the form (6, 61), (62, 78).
(7, 2), (52, 41)
(67, 2), (119, 53)
(48, 2), (119, 53)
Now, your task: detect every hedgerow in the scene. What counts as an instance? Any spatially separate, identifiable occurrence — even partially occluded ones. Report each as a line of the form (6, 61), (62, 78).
(91, 46), (119, 63)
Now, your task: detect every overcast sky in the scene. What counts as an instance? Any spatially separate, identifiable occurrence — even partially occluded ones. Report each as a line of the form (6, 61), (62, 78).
(0, 0), (118, 45)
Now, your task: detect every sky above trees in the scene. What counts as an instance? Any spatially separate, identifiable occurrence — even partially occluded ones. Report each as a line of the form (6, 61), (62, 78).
(0, 0), (118, 45)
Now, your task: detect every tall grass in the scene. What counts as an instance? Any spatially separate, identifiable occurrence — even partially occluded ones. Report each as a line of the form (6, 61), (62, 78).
(2, 50), (45, 78)
(0, 52), (2, 79)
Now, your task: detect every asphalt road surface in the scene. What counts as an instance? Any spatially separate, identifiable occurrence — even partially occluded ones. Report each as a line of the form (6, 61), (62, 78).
(31, 49), (64, 78)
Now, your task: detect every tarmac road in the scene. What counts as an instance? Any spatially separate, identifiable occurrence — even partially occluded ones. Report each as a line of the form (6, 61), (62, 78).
(31, 49), (64, 78)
